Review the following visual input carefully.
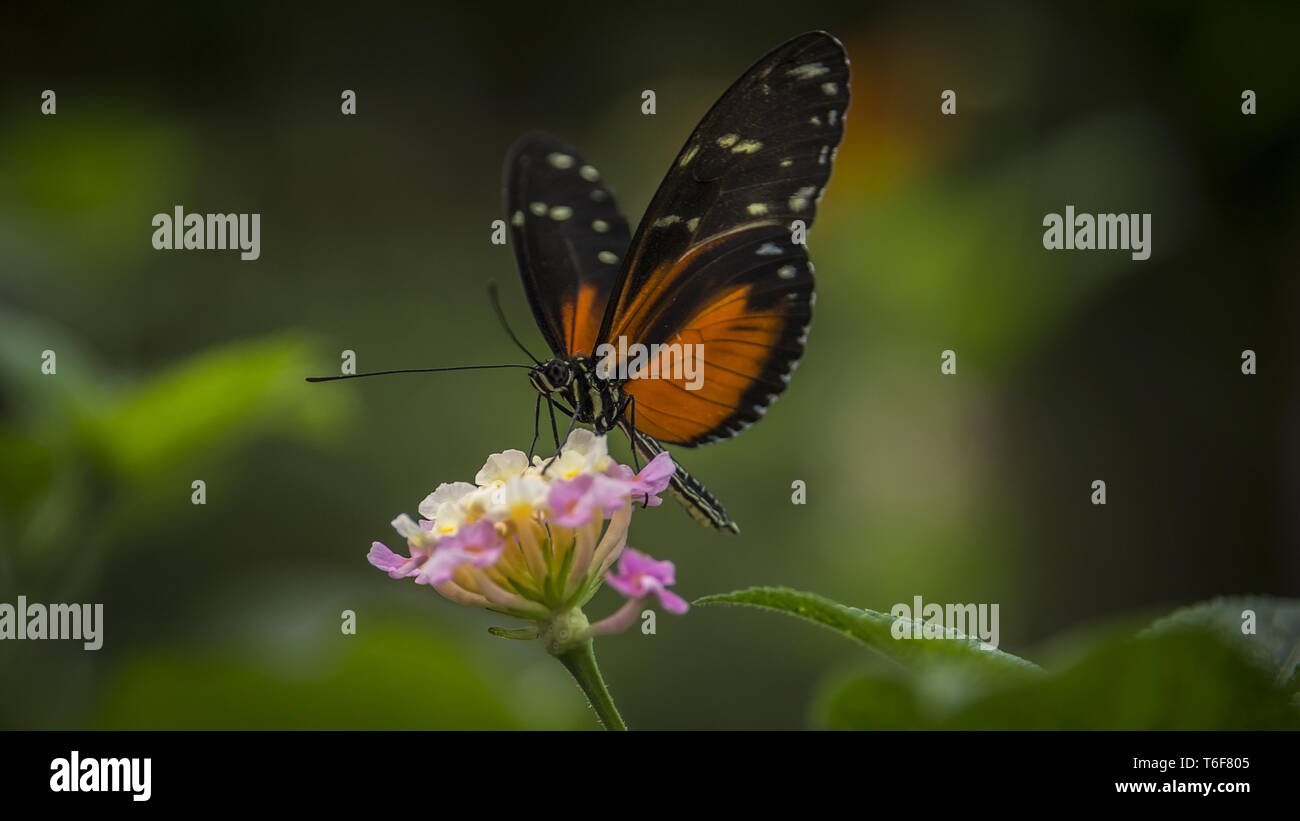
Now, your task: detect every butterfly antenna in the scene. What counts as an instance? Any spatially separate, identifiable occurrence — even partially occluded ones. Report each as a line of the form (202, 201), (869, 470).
(305, 363), (533, 383)
(488, 281), (541, 365)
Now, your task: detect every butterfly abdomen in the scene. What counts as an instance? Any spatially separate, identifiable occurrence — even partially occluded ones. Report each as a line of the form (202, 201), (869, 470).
(624, 423), (740, 533)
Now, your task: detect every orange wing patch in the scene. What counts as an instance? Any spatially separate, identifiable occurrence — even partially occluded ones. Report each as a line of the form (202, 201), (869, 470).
(605, 222), (781, 346)
(624, 281), (794, 446)
(558, 281), (606, 356)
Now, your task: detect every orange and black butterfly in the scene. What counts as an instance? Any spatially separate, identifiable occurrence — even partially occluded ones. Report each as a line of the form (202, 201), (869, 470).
(311, 32), (848, 533)
(504, 31), (849, 532)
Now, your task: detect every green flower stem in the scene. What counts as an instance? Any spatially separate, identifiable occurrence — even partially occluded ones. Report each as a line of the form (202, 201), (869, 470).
(540, 609), (627, 730)
(554, 637), (627, 731)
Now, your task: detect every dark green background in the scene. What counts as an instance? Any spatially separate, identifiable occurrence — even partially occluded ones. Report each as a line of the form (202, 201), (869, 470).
(1, 0), (1296, 728)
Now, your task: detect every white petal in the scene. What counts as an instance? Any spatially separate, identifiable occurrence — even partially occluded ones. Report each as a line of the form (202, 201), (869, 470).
(475, 450), (530, 486)
(431, 501), (466, 536)
(505, 475), (549, 510)
(418, 481), (476, 520)
(390, 514), (419, 538)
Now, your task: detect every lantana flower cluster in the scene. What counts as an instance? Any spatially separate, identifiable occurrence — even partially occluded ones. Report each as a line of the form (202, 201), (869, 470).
(368, 431), (688, 636)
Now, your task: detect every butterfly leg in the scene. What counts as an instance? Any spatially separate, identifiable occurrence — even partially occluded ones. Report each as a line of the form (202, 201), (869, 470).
(624, 395), (642, 473)
(546, 396), (562, 451)
(527, 392), (543, 462)
(542, 405), (580, 475)
(624, 395), (649, 508)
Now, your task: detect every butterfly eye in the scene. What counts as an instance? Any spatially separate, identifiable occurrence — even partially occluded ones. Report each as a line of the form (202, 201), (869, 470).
(548, 363), (569, 385)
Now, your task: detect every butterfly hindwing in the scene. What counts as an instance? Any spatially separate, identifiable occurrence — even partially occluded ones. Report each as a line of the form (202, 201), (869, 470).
(598, 32), (849, 446)
(505, 132), (631, 357)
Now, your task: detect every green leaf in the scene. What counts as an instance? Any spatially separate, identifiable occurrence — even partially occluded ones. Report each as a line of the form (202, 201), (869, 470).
(695, 586), (1040, 682)
(701, 588), (1300, 729)
(1140, 595), (1300, 691)
(80, 336), (349, 477)
(819, 626), (1300, 730)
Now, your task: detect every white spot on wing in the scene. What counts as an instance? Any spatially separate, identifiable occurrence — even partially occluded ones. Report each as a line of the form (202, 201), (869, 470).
(787, 62), (830, 80)
(716, 134), (739, 148)
(653, 215), (681, 228)
(732, 139), (762, 154)
(592, 219), (609, 233)
(777, 265), (797, 279)
(756, 243), (782, 256)
(546, 153), (575, 169)
(579, 165), (600, 181)
(511, 210), (524, 227)
(549, 205), (573, 221)
(821, 82), (838, 96)
(746, 203), (769, 215)
(598, 251), (619, 264)
(529, 202), (547, 216)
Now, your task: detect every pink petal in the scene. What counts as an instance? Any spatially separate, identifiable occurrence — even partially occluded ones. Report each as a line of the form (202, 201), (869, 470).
(413, 521), (504, 585)
(634, 452), (675, 494)
(548, 475), (598, 527)
(605, 548), (686, 613)
(368, 542), (405, 572)
(618, 548), (675, 586)
(604, 570), (645, 599)
(656, 588), (690, 615)
(414, 550), (466, 586)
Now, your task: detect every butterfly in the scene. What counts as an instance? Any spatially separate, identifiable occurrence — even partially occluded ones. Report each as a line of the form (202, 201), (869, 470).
(502, 31), (849, 533)
(309, 32), (847, 532)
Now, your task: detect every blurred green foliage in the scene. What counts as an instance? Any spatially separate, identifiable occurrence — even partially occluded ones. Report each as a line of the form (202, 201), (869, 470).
(0, 306), (348, 593)
(703, 591), (1300, 729)
(817, 628), (1300, 730)
(94, 620), (583, 730)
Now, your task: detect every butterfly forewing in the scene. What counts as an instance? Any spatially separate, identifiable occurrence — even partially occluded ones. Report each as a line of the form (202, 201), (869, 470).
(505, 132), (631, 357)
(597, 32), (849, 446)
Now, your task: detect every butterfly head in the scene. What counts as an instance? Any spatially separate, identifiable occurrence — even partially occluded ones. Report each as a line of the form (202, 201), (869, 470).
(529, 358), (574, 396)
